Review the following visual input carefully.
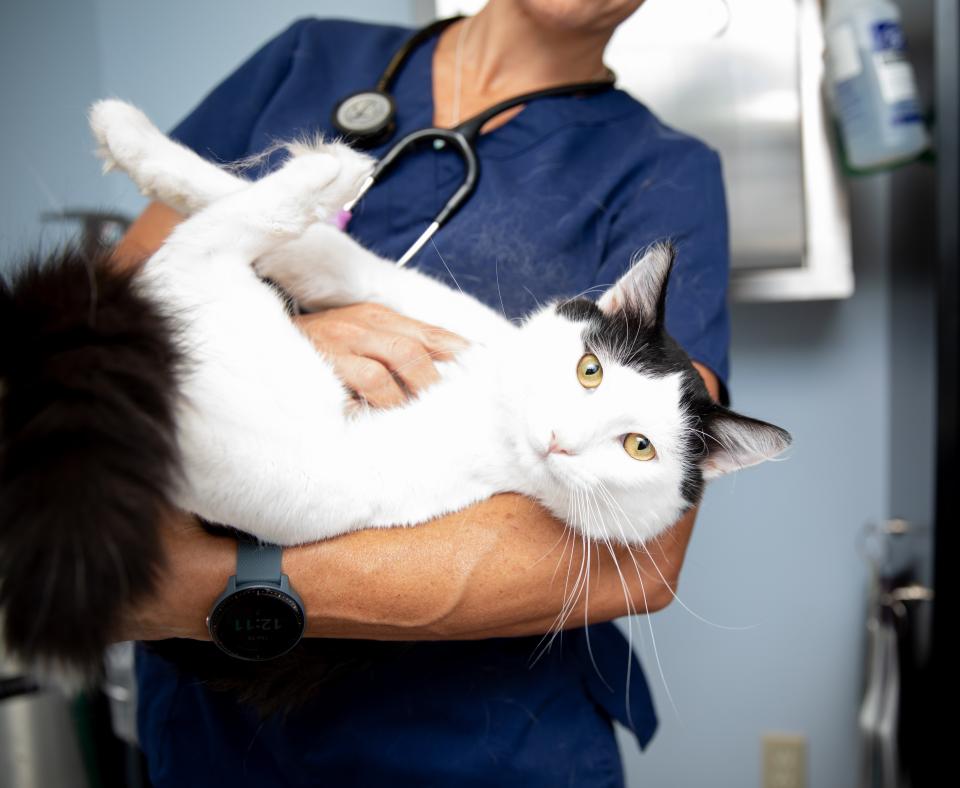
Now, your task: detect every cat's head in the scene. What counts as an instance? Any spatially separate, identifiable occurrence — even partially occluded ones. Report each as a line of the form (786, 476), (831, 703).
(508, 243), (791, 544)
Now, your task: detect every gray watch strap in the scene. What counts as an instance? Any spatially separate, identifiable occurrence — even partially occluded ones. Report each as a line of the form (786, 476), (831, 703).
(235, 540), (283, 586)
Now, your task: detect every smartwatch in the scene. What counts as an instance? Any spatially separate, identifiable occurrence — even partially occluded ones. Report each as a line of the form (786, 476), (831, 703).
(207, 538), (305, 661)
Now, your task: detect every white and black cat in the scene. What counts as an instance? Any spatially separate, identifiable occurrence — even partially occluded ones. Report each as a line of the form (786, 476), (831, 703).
(0, 101), (790, 688)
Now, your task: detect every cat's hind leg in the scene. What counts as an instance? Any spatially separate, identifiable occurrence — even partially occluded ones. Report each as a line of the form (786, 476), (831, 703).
(163, 139), (373, 263)
(89, 99), (247, 215)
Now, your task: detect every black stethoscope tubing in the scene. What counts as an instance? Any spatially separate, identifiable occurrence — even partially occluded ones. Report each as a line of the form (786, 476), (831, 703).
(334, 17), (615, 266)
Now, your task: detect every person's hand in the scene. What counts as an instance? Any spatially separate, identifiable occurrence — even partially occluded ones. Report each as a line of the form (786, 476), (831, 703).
(294, 303), (467, 408)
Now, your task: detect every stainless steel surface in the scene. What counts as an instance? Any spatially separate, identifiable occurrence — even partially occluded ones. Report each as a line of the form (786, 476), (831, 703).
(608, 0), (853, 300)
(103, 642), (139, 746)
(1, 644), (89, 788)
(0, 689), (88, 788)
(609, 0), (805, 272)
(438, 0), (856, 301)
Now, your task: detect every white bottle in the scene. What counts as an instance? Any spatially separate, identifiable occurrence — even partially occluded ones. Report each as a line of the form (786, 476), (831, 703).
(825, 0), (929, 170)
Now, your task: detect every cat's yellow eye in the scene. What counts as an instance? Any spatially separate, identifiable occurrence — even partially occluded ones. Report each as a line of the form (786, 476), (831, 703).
(623, 433), (656, 461)
(577, 353), (603, 388)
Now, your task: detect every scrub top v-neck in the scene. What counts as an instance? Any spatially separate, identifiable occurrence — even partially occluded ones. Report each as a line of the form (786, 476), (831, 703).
(140, 16), (732, 788)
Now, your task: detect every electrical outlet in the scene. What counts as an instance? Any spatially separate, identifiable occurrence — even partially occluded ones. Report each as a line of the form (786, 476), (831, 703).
(762, 733), (807, 788)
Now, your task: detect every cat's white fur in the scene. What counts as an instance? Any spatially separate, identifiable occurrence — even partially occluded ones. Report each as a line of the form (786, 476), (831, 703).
(89, 100), (780, 548)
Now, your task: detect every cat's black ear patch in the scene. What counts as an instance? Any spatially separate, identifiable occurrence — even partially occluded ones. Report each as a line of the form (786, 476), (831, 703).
(598, 243), (675, 327)
(699, 407), (792, 479)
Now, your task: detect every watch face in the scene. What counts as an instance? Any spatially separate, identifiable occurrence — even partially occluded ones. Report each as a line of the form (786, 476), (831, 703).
(208, 586), (305, 661)
(335, 91), (393, 134)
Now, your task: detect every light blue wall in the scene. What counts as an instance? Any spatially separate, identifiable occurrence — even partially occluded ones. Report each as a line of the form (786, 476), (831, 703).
(0, 0), (416, 260)
(1, 2), (901, 786)
(0, 0), (105, 259)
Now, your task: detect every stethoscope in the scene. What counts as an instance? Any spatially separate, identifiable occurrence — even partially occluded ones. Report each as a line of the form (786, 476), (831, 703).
(331, 17), (616, 266)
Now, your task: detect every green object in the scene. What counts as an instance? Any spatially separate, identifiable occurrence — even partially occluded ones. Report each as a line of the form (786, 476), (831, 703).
(70, 694), (102, 788)
(833, 115), (936, 176)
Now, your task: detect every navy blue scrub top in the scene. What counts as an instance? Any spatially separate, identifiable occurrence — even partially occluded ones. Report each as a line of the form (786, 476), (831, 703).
(137, 18), (731, 788)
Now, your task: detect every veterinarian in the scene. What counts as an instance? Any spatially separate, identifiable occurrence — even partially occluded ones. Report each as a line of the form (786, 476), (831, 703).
(116, 1), (728, 785)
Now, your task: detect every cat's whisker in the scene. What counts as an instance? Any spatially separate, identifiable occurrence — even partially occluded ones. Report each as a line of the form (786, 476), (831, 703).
(560, 493), (589, 629)
(558, 283), (613, 308)
(684, 425), (729, 453)
(536, 517), (580, 646)
(494, 256), (509, 322)
(428, 238), (464, 298)
(554, 491), (578, 621)
(585, 484), (661, 729)
(559, 494), (591, 629)
(599, 534), (640, 732)
(591, 481), (680, 721)
(533, 516), (575, 573)
(581, 489), (634, 694)
(533, 493), (589, 664)
(588, 489), (635, 616)
(645, 525), (672, 565)
(548, 533), (585, 647)
(596, 480), (755, 633)
(522, 285), (543, 311)
(596, 480), (679, 582)
(683, 424), (710, 454)
(580, 537), (614, 694)
(560, 499), (580, 609)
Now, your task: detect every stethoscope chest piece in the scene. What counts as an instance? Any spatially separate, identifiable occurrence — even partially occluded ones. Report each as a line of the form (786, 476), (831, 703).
(332, 90), (397, 148)
(332, 17), (614, 267)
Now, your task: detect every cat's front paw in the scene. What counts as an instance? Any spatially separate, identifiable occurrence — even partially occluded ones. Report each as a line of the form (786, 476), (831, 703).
(284, 139), (374, 222)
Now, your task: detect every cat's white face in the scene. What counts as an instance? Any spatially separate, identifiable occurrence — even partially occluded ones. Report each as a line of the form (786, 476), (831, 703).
(505, 307), (694, 542)
(496, 243), (791, 544)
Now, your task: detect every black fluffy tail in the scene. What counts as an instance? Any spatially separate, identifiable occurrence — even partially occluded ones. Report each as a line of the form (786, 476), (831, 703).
(0, 248), (181, 677)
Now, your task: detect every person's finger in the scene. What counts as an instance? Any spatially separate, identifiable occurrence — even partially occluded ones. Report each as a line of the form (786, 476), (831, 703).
(353, 332), (441, 394)
(362, 306), (468, 360)
(339, 355), (407, 408)
(294, 306), (461, 401)
(416, 326), (469, 361)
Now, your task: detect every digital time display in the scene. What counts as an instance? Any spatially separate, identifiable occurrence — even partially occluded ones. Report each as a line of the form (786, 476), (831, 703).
(234, 617), (285, 632)
(208, 586), (304, 661)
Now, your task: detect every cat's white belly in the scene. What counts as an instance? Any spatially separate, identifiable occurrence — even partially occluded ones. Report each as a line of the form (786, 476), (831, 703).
(344, 345), (519, 529)
(141, 247), (373, 543)
(141, 256), (519, 543)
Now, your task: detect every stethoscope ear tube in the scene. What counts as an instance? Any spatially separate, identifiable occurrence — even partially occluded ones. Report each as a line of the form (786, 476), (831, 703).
(343, 128), (479, 267)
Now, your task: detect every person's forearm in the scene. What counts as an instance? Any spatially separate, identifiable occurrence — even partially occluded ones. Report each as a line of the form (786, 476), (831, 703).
(112, 200), (184, 270)
(289, 493), (696, 640)
(127, 495), (695, 642)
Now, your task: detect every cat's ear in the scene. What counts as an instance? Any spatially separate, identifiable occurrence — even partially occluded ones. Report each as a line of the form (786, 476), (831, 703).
(597, 242), (675, 327)
(700, 408), (792, 480)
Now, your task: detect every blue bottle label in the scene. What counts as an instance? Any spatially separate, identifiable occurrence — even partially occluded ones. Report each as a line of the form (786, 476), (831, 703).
(869, 19), (920, 120)
(872, 21), (907, 54)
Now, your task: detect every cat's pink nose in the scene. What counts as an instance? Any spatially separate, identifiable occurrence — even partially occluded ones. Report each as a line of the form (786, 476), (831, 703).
(547, 431), (573, 456)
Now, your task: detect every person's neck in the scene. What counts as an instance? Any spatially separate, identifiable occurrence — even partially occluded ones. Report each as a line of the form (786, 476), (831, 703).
(442, 6), (612, 99)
